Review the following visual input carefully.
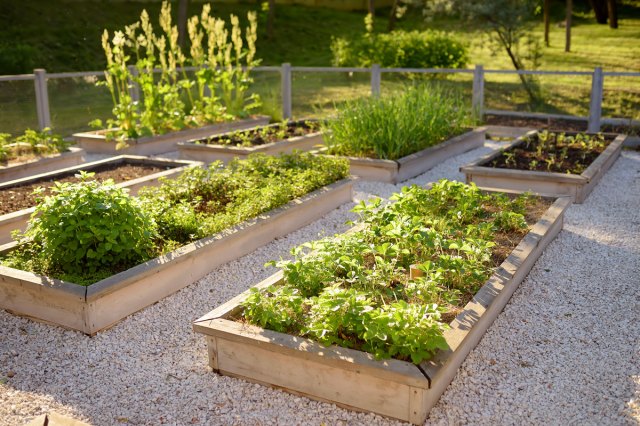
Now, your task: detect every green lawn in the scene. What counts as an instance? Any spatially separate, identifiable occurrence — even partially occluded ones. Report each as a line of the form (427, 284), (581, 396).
(0, 0), (638, 135)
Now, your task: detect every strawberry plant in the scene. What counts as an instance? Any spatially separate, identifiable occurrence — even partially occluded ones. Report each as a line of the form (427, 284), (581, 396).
(242, 180), (541, 364)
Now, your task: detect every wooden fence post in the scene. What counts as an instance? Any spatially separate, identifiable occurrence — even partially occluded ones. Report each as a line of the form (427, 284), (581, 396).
(371, 64), (381, 97)
(281, 63), (292, 120)
(33, 69), (51, 130)
(472, 64), (485, 120)
(588, 67), (604, 132)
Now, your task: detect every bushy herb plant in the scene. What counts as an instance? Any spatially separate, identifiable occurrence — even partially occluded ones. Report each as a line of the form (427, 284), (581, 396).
(4, 172), (156, 284)
(0, 128), (70, 164)
(323, 84), (473, 160)
(242, 180), (537, 364)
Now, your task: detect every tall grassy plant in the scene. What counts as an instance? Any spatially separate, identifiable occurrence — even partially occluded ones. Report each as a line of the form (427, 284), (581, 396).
(323, 85), (473, 160)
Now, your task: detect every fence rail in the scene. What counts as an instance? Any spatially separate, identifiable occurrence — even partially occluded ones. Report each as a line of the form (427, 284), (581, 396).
(1, 64), (639, 134)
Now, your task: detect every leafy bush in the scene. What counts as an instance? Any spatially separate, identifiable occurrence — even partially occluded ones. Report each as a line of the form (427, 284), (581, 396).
(0, 43), (37, 74)
(0, 128), (70, 164)
(331, 29), (468, 69)
(323, 84), (474, 160)
(242, 180), (537, 364)
(5, 173), (156, 283)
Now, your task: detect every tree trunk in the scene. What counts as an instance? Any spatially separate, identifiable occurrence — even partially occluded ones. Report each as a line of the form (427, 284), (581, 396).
(607, 0), (618, 28)
(388, 0), (399, 32)
(267, 0), (276, 39)
(544, 0), (550, 47)
(177, 0), (189, 48)
(589, 0), (608, 24)
(565, 0), (572, 52)
(368, 0), (375, 16)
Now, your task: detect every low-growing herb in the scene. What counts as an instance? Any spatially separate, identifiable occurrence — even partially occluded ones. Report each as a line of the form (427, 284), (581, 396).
(241, 180), (543, 364)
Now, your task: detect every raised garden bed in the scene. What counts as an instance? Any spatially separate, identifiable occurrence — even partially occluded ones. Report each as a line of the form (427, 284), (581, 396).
(0, 156), (199, 245)
(319, 128), (485, 183)
(72, 116), (270, 156)
(461, 130), (626, 203)
(178, 120), (323, 163)
(193, 183), (572, 424)
(0, 147), (85, 184)
(0, 154), (352, 335)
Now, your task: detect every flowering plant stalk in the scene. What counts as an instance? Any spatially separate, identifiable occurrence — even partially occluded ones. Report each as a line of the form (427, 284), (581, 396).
(94, 1), (262, 145)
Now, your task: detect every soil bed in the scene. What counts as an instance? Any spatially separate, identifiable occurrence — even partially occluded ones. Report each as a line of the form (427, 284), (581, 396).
(199, 120), (319, 147)
(0, 163), (167, 215)
(488, 132), (614, 174)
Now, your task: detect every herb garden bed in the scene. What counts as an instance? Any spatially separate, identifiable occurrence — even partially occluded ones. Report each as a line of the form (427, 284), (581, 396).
(0, 147), (85, 184)
(72, 116), (270, 156)
(193, 182), (571, 424)
(178, 120), (323, 163)
(460, 130), (626, 203)
(0, 156), (199, 245)
(0, 154), (352, 334)
(319, 128), (485, 183)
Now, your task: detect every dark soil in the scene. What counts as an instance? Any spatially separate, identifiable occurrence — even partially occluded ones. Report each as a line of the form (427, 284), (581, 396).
(0, 162), (168, 215)
(484, 114), (589, 132)
(200, 120), (320, 147)
(486, 132), (614, 174)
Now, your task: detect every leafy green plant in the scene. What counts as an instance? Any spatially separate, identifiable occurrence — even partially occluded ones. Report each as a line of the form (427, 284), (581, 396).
(0, 128), (70, 164)
(5, 172), (156, 283)
(242, 180), (538, 364)
(331, 15), (468, 69)
(322, 84), (473, 160)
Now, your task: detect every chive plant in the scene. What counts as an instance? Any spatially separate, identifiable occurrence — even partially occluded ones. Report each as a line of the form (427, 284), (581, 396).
(322, 84), (474, 160)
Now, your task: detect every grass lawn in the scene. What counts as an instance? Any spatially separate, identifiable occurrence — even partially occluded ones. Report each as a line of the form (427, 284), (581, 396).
(0, 0), (638, 135)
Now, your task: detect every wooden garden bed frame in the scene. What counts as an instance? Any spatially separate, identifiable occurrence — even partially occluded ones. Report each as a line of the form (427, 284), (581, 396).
(0, 156), (201, 245)
(193, 189), (572, 424)
(72, 116), (270, 155)
(317, 128), (485, 184)
(178, 121), (324, 163)
(0, 147), (85, 183)
(460, 130), (626, 203)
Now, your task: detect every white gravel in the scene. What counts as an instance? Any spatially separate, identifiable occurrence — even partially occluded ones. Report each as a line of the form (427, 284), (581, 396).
(1, 142), (638, 426)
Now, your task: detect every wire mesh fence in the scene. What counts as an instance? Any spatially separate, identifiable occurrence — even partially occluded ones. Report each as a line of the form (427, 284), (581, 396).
(0, 65), (638, 137)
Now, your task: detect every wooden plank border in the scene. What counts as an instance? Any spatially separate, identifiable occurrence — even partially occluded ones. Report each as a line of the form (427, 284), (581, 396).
(0, 178), (353, 334)
(193, 191), (572, 424)
(72, 116), (270, 155)
(460, 131), (626, 203)
(0, 156), (202, 245)
(318, 128), (486, 184)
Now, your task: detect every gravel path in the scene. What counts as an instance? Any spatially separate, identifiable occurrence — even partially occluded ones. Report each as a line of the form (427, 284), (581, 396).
(1, 142), (638, 426)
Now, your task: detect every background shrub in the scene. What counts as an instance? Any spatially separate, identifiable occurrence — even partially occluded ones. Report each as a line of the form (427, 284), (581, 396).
(331, 30), (468, 69)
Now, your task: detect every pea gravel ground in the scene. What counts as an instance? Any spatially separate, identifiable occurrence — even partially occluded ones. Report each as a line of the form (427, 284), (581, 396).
(1, 142), (639, 426)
